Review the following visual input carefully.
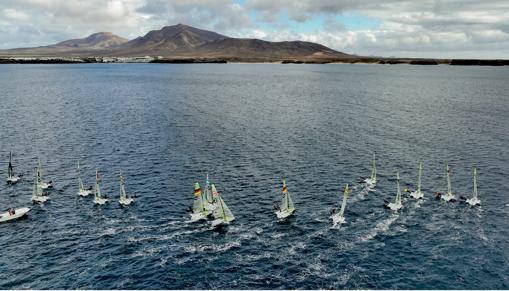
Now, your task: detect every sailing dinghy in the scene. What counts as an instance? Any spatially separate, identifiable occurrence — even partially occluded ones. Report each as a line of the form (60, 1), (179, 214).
(364, 153), (377, 187)
(77, 162), (92, 197)
(0, 207), (30, 223)
(210, 184), (235, 228)
(31, 171), (48, 203)
(93, 169), (108, 205)
(331, 184), (349, 226)
(410, 163), (424, 199)
(38, 159), (53, 190)
(386, 172), (403, 211)
(466, 166), (481, 206)
(275, 179), (295, 220)
(442, 164), (456, 202)
(6, 152), (21, 184)
(190, 182), (213, 222)
(118, 171), (134, 206)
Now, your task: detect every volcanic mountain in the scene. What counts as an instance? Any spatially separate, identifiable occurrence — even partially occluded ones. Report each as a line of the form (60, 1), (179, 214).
(0, 24), (352, 61)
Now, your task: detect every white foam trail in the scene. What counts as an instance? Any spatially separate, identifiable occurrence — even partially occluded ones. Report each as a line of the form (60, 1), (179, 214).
(184, 240), (241, 253)
(358, 215), (398, 242)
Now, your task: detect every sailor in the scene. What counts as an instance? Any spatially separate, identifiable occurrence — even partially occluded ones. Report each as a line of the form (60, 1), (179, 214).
(330, 208), (336, 215)
(434, 192), (441, 200)
(383, 199), (390, 208)
(188, 206), (193, 212)
(8, 208), (14, 215)
(273, 204), (280, 212)
(88, 186), (93, 191)
(47, 180), (54, 188)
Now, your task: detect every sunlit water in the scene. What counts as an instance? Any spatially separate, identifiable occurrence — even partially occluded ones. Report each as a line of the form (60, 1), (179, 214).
(0, 64), (508, 289)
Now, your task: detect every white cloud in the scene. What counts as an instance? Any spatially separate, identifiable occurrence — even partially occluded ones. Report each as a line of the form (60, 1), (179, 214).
(1, 0), (509, 58)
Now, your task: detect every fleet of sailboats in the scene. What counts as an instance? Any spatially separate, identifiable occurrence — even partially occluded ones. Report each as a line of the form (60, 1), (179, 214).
(410, 163), (424, 199)
(331, 184), (349, 226)
(1, 153), (485, 225)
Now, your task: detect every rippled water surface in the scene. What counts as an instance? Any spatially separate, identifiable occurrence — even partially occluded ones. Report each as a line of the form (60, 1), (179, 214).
(0, 64), (508, 289)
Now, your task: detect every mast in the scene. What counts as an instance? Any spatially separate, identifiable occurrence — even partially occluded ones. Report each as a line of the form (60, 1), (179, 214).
(396, 172), (401, 204)
(339, 184), (349, 217)
(371, 153), (377, 180)
(283, 180), (289, 211)
(446, 164), (452, 195)
(417, 163), (422, 193)
(473, 166), (478, 199)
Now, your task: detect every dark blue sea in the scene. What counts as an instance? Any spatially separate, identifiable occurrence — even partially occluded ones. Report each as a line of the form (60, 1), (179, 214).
(0, 63), (508, 289)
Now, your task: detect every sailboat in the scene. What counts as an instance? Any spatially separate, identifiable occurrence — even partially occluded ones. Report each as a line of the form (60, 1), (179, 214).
(442, 164), (456, 202)
(38, 159), (53, 190)
(331, 184), (349, 226)
(6, 152), (21, 184)
(466, 166), (481, 206)
(364, 153), (377, 187)
(210, 184), (235, 228)
(118, 171), (134, 206)
(190, 182), (213, 222)
(410, 163), (424, 199)
(93, 169), (108, 205)
(275, 179), (295, 220)
(0, 206), (30, 223)
(387, 172), (403, 211)
(31, 170), (48, 203)
(77, 162), (92, 197)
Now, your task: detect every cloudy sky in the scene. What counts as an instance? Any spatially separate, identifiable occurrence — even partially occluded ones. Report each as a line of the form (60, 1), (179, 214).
(1, 0), (509, 58)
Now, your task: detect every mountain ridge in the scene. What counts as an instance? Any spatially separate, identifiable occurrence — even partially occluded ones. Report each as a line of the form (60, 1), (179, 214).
(0, 24), (353, 60)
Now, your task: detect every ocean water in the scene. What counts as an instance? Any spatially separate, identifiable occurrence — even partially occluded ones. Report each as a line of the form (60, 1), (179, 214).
(0, 63), (508, 289)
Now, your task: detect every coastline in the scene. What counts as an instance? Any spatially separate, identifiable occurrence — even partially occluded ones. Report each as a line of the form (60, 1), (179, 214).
(1, 56), (509, 66)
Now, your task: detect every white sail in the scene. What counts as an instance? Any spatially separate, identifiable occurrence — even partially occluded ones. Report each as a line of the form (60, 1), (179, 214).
(211, 184), (234, 222)
(338, 184), (349, 217)
(387, 172), (402, 211)
(31, 170), (47, 202)
(441, 164), (456, 202)
(280, 180), (294, 212)
(95, 170), (102, 199)
(396, 172), (402, 204)
(78, 162), (84, 191)
(205, 174), (213, 203)
(118, 170), (133, 205)
(472, 167), (478, 199)
(192, 182), (209, 213)
(410, 163), (424, 199)
(371, 153), (377, 181)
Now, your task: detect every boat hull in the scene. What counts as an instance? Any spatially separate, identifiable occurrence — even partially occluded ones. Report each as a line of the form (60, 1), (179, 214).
(0, 207), (30, 222)
(41, 182), (53, 190)
(388, 202), (402, 211)
(275, 209), (295, 220)
(78, 190), (92, 197)
(466, 197), (481, 206)
(119, 198), (134, 206)
(190, 212), (208, 222)
(441, 193), (456, 202)
(410, 191), (424, 199)
(94, 197), (108, 205)
(365, 178), (376, 187)
(331, 213), (346, 226)
(6, 176), (21, 184)
(32, 195), (49, 203)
